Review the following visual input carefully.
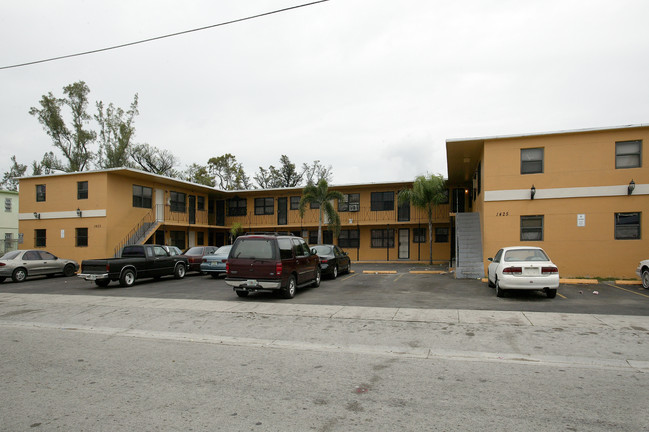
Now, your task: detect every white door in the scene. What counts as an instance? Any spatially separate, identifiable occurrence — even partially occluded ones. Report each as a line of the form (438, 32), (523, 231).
(398, 229), (409, 259)
(156, 189), (164, 221)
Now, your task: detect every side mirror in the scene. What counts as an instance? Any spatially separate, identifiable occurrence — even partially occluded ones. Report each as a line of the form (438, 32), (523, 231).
(311, 248), (317, 255)
(487, 257), (493, 262)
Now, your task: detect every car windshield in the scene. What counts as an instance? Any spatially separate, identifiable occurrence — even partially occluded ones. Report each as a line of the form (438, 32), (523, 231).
(312, 245), (333, 255)
(1, 250), (21, 260)
(231, 239), (274, 260)
(215, 245), (232, 255)
(504, 249), (550, 262)
(185, 247), (204, 255)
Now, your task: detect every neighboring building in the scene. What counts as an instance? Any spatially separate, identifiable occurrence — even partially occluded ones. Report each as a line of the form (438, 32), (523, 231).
(17, 169), (452, 265)
(0, 189), (19, 254)
(447, 124), (649, 279)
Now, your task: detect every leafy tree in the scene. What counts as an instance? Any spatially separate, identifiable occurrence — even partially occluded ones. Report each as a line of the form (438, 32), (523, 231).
(276, 155), (303, 187)
(299, 179), (343, 244)
(28, 81), (96, 172)
(184, 163), (215, 187)
(130, 143), (178, 177)
(302, 160), (333, 185)
(208, 154), (251, 190)
(95, 94), (139, 168)
(397, 173), (447, 265)
(254, 166), (279, 189)
(0, 156), (27, 191)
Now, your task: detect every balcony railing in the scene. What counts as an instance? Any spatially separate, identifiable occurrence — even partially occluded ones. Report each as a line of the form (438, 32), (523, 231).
(225, 203), (450, 229)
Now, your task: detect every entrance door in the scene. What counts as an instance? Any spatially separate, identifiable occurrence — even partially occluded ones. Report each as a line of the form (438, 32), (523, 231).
(278, 197), (287, 225)
(188, 195), (196, 224)
(156, 189), (164, 221)
(398, 229), (409, 259)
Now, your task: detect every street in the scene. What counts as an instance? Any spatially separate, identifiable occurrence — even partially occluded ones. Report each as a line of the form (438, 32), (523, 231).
(1, 265), (648, 431)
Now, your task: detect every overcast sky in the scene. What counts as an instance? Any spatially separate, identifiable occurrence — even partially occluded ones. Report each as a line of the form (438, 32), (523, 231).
(2, 0), (649, 186)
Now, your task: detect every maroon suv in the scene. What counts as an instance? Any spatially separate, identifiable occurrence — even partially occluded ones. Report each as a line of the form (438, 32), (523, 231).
(225, 233), (321, 299)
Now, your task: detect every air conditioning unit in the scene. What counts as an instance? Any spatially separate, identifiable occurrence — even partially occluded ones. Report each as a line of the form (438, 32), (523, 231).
(349, 203), (359, 212)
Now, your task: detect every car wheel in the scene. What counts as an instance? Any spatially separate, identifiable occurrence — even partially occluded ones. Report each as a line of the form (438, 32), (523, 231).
(174, 264), (186, 279)
(546, 288), (557, 299)
(235, 290), (249, 298)
(12, 268), (27, 283)
(95, 279), (110, 288)
(642, 269), (649, 289)
(345, 261), (351, 274)
(487, 276), (495, 288)
(312, 267), (321, 287)
(332, 265), (338, 279)
(495, 278), (504, 298)
(119, 269), (136, 287)
(63, 264), (76, 277)
(282, 275), (297, 299)
(0, 276), (5, 283)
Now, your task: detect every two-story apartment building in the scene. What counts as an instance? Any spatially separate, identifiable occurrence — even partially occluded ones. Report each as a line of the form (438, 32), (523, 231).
(17, 169), (453, 266)
(16, 124), (648, 278)
(446, 124), (649, 279)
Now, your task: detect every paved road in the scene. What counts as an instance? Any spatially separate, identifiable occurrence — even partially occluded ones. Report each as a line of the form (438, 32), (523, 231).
(1, 263), (648, 316)
(1, 292), (648, 431)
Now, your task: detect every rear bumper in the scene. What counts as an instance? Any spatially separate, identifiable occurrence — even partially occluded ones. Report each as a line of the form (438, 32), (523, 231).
(78, 273), (109, 281)
(225, 278), (281, 291)
(498, 274), (559, 290)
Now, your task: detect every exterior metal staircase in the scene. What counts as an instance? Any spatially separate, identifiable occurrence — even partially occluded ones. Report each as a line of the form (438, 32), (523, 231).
(113, 213), (162, 257)
(454, 212), (485, 279)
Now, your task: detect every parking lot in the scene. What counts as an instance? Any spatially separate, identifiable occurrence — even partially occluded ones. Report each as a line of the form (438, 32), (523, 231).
(1, 263), (647, 316)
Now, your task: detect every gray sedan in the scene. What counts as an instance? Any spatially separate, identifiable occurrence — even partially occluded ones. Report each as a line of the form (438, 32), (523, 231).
(200, 245), (232, 278)
(0, 250), (79, 283)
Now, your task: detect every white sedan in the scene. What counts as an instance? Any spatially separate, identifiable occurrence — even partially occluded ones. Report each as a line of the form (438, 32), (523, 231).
(636, 259), (649, 289)
(487, 246), (559, 298)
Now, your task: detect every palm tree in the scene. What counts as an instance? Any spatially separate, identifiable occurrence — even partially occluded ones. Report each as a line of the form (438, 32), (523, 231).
(398, 174), (447, 265)
(299, 179), (344, 244)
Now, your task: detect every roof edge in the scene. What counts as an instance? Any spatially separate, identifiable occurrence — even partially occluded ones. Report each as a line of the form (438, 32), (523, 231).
(446, 123), (649, 144)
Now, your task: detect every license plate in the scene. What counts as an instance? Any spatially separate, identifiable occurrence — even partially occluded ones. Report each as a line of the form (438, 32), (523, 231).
(523, 267), (540, 275)
(210, 262), (218, 267)
(86, 274), (98, 280)
(246, 279), (258, 286)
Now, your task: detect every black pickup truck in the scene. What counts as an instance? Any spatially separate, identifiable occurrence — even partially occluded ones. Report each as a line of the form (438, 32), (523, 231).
(78, 244), (188, 287)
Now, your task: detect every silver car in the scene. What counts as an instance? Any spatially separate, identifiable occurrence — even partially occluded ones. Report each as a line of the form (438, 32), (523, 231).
(636, 259), (649, 289)
(0, 249), (79, 283)
(200, 245), (232, 278)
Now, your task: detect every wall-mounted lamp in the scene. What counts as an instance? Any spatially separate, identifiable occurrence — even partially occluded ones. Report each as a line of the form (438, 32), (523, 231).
(33, 212), (40, 219)
(628, 179), (635, 195)
(76, 208), (82, 217)
(530, 185), (536, 200)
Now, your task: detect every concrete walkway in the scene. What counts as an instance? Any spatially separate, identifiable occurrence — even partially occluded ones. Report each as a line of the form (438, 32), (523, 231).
(2, 292), (648, 330)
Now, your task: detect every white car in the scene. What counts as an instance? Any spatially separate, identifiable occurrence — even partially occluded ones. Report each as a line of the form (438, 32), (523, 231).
(636, 260), (649, 289)
(487, 246), (559, 298)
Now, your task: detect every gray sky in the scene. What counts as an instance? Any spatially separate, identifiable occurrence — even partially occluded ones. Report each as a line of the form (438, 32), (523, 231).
(2, 0), (649, 185)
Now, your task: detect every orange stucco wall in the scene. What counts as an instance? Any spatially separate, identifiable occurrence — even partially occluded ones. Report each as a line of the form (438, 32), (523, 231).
(480, 127), (649, 278)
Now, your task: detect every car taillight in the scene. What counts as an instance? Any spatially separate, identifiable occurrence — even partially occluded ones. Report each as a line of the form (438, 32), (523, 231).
(221, 259), (227, 263)
(542, 266), (558, 274)
(202, 258), (207, 263)
(0, 262), (5, 267)
(226, 262), (230, 273)
(320, 258), (328, 263)
(502, 267), (522, 275)
(276, 262), (283, 276)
